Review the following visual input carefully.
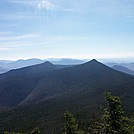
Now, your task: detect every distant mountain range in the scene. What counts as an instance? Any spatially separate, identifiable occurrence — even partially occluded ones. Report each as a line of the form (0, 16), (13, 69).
(0, 59), (133, 107)
(0, 67), (8, 74)
(0, 58), (86, 74)
(0, 59), (134, 133)
(106, 62), (134, 71)
(112, 65), (134, 75)
(49, 58), (86, 65)
(1, 58), (134, 75)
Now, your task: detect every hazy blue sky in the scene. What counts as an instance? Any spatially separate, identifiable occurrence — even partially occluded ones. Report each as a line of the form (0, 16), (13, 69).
(0, 0), (134, 60)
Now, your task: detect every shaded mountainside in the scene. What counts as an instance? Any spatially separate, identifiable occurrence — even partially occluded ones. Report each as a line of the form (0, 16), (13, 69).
(0, 61), (72, 106)
(0, 60), (134, 133)
(0, 59), (134, 107)
(20, 59), (134, 106)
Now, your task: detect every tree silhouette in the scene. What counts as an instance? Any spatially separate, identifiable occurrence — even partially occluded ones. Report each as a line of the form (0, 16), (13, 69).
(64, 111), (78, 134)
(31, 127), (40, 134)
(89, 92), (134, 134)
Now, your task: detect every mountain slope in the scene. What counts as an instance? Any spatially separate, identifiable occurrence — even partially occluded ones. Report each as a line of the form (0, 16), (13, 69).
(0, 67), (8, 74)
(0, 61), (71, 106)
(0, 59), (134, 107)
(106, 62), (134, 71)
(0, 60), (134, 133)
(120, 63), (134, 71)
(112, 65), (134, 75)
(20, 59), (134, 105)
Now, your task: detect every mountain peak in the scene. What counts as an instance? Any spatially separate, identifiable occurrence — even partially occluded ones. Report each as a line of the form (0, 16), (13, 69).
(43, 61), (54, 66)
(90, 59), (98, 63)
(84, 59), (100, 65)
(79, 59), (107, 70)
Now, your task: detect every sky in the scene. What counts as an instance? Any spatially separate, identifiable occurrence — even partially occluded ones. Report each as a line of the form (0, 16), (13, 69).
(0, 0), (134, 60)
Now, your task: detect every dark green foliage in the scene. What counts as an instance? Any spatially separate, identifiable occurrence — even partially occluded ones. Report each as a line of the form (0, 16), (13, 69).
(64, 112), (78, 134)
(131, 115), (134, 133)
(4, 132), (27, 134)
(31, 127), (40, 134)
(101, 92), (124, 133)
(63, 93), (134, 134)
(3, 128), (40, 134)
(89, 92), (134, 134)
(2, 92), (134, 134)
(63, 112), (87, 134)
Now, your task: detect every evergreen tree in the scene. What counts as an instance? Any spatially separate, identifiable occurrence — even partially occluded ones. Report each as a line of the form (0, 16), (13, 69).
(31, 127), (40, 134)
(90, 92), (134, 134)
(88, 92), (134, 134)
(64, 111), (78, 134)
(102, 92), (124, 133)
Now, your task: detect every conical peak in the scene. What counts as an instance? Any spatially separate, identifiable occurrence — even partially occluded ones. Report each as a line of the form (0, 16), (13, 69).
(90, 59), (98, 63)
(44, 61), (54, 66)
(85, 59), (100, 65)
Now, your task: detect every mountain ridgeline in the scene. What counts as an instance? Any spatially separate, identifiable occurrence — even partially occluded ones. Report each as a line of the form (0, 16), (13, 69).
(0, 58), (86, 74)
(0, 61), (72, 106)
(0, 59), (134, 133)
(0, 59), (133, 107)
(112, 65), (134, 75)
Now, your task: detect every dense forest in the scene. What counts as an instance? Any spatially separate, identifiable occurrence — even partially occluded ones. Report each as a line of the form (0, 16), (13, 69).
(4, 92), (134, 134)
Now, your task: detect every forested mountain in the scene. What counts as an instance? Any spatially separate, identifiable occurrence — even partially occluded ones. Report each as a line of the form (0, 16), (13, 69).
(0, 59), (134, 133)
(0, 61), (71, 106)
(0, 59), (134, 107)
(20, 59), (134, 106)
